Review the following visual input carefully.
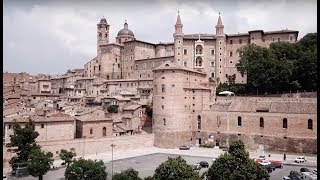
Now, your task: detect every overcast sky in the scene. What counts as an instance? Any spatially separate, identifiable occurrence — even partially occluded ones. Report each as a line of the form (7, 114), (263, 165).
(4, 0), (317, 75)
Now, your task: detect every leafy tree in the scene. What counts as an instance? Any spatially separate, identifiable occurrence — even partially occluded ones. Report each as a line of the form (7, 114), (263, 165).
(7, 119), (40, 170)
(144, 176), (154, 180)
(27, 148), (54, 180)
(113, 168), (142, 180)
(206, 139), (269, 180)
(59, 148), (77, 168)
(65, 158), (107, 180)
(153, 156), (200, 180)
(107, 105), (118, 113)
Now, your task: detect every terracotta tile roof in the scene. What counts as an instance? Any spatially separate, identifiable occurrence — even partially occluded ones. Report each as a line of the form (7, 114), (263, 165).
(153, 60), (207, 75)
(4, 113), (74, 123)
(123, 104), (142, 111)
(4, 108), (21, 116)
(75, 109), (112, 122)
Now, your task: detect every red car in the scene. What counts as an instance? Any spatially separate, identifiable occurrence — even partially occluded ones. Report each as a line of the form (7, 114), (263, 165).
(269, 160), (284, 168)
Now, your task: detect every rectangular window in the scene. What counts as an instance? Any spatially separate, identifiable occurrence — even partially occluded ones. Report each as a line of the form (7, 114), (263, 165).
(211, 62), (214, 67)
(229, 51), (233, 57)
(239, 39), (242, 44)
(238, 117), (242, 126)
(161, 84), (165, 93)
(260, 118), (264, 128)
(184, 49), (187, 55)
(135, 65), (138, 70)
(41, 124), (45, 128)
(8, 124), (11, 129)
(211, 73), (214, 77)
(211, 49), (215, 55)
(283, 118), (288, 128)
(184, 61), (187, 67)
(230, 40), (233, 44)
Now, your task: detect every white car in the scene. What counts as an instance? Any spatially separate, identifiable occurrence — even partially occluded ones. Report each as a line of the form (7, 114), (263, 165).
(259, 160), (271, 166)
(294, 156), (307, 163)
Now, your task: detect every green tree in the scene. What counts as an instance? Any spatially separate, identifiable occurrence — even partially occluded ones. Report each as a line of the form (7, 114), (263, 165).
(7, 119), (40, 170)
(206, 139), (269, 180)
(65, 158), (107, 180)
(107, 105), (118, 113)
(113, 168), (142, 180)
(59, 148), (77, 168)
(144, 176), (154, 180)
(153, 156), (200, 180)
(27, 148), (54, 180)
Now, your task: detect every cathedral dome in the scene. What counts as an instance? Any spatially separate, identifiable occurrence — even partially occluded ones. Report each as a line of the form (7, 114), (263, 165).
(117, 21), (134, 37)
(100, 17), (107, 24)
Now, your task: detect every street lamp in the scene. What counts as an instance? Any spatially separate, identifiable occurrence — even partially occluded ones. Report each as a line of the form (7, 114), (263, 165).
(110, 143), (116, 180)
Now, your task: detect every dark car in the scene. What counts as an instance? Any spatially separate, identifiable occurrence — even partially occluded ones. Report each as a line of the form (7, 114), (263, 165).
(179, 145), (190, 150)
(265, 164), (276, 173)
(192, 163), (202, 171)
(199, 161), (209, 168)
(271, 162), (283, 168)
(300, 167), (311, 172)
(289, 171), (304, 179)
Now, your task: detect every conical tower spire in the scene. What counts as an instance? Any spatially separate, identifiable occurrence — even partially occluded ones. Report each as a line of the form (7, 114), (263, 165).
(176, 11), (182, 25)
(217, 12), (223, 26)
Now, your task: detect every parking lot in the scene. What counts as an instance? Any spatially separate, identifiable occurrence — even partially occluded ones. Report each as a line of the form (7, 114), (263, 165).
(105, 153), (316, 180)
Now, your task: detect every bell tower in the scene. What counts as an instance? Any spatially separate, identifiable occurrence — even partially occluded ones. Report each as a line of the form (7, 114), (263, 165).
(97, 17), (110, 55)
(173, 11), (184, 64)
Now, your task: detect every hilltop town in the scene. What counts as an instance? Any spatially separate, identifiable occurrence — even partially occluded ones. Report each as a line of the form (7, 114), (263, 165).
(3, 13), (317, 174)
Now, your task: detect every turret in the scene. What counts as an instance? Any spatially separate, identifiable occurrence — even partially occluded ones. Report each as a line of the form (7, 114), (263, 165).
(173, 11), (184, 64)
(97, 17), (110, 55)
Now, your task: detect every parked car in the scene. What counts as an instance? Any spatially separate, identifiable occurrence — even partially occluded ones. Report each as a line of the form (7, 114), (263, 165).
(192, 163), (202, 171)
(265, 164), (276, 172)
(179, 145), (190, 150)
(258, 156), (266, 160)
(294, 156), (307, 163)
(199, 161), (209, 168)
(259, 160), (271, 166)
(3, 175), (7, 180)
(264, 165), (274, 173)
(300, 167), (311, 172)
(269, 160), (284, 168)
(282, 176), (291, 180)
(289, 171), (304, 179)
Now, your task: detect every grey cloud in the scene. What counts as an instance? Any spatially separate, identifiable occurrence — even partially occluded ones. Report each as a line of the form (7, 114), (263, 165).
(4, 0), (317, 74)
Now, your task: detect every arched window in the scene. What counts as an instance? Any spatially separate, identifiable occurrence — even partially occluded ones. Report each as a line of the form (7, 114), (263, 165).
(195, 57), (202, 67)
(106, 75), (109, 80)
(260, 117), (264, 128)
(308, 119), (313, 130)
(197, 115), (201, 129)
(283, 118), (288, 128)
(163, 118), (166, 126)
(103, 127), (106, 136)
(90, 128), (93, 134)
(196, 45), (203, 55)
(99, 33), (102, 37)
(238, 116), (242, 126)
(118, 64), (120, 68)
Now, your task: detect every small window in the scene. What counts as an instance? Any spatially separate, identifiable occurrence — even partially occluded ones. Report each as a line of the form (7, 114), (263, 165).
(184, 49), (187, 55)
(278, 38), (280, 42)
(163, 118), (166, 126)
(219, 41), (222, 45)
(308, 119), (313, 130)
(260, 117), (264, 128)
(197, 115), (201, 129)
(230, 40), (233, 44)
(251, 36), (254, 40)
(219, 59), (222, 62)
(162, 105), (164, 109)
(283, 118), (288, 128)
(90, 128), (93, 134)
(41, 124), (45, 128)
(211, 62), (214, 67)
(8, 124), (11, 129)
(289, 35), (294, 41)
(211, 49), (215, 55)
(239, 39), (242, 44)
(229, 51), (233, 57)
(211, 73), (214, 77)
(238, 116), (242, 126)
(161, 84), (165, 93)
(183, 61), (187, 67)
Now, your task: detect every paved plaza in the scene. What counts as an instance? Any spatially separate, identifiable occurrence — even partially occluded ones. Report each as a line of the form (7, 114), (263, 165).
(7, 147), (317, 180)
